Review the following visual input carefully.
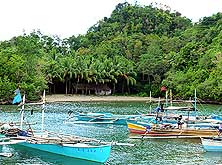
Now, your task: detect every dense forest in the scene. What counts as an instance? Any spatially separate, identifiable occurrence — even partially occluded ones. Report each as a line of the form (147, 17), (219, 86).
(0, 2), (222, 103)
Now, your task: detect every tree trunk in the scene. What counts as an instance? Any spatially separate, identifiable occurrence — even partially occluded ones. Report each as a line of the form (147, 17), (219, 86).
(53, 84), (56, 94)
(68, 81), (71, 94)
(121, 80), (125, 94)
(49, 84), (51, 94)
(113, 83), (116, 94)
(127, 85), (130, 94)
(65, 79), (68, 95)
(86, 86), (88, 95)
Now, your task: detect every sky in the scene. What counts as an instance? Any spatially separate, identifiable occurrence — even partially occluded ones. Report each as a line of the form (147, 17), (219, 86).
(0, 0), (221, 41)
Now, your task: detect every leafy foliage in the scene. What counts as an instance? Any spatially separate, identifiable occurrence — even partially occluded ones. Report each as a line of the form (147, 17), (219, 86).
(0, 3), (222, 102)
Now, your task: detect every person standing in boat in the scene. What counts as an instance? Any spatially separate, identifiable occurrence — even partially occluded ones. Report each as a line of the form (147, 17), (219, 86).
(218, 123), (222, 136)
(155, 104), (163, 124)
(177, 115), (184, 129)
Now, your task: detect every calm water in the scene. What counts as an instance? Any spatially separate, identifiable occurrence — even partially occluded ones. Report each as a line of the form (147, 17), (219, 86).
(0, 102), (222, 165)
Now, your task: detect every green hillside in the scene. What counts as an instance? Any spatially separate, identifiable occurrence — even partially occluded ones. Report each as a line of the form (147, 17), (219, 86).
(0, 2), (222, 103)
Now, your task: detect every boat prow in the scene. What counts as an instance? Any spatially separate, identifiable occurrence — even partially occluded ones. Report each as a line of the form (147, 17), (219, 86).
(0, 152), (13, 157)
(201, 137), (222, 152)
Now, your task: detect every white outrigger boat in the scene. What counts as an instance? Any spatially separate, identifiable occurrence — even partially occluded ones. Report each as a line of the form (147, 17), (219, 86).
(201, 137), (222, 152)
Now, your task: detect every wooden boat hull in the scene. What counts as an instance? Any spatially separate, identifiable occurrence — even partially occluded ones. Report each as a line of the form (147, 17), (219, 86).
(151, 129), (218, 136)
(127, 121), (218, 137)
(127, 121), (150, 134)
(18, 142), (111, 163)
(201, 137), (222, 152)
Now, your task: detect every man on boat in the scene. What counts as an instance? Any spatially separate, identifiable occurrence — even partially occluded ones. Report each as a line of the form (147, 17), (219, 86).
(155, 104), (163, 123)
(177, 115), (184, 129)
(218, 122), (222, 136)
(145, 125), (151, 134)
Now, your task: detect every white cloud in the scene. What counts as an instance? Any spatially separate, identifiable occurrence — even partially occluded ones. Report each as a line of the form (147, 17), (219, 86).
(0, 0), (221, 41)
(132, 0), (222, 21)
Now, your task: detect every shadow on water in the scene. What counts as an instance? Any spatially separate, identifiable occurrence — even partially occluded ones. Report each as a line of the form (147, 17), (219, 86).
(0, 145), (103, 165)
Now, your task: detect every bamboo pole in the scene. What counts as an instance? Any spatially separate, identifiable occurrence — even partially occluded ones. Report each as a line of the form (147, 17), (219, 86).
(170, 89), (172, 106)
(20, 95), (25, 130)
(165, 90), (168, 107)
(41, 90), (45, 132)
(194, 89), (197, 117)
(149, 91), (152, 114)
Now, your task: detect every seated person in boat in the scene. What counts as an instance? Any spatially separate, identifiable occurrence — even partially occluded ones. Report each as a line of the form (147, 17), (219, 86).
(145, 125), (151, 134)
(149, 117), (158, 129)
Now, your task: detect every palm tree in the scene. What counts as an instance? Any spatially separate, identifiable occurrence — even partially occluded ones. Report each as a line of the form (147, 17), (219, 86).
(112, 56), (136, 94)
(58, 56), (75, 94)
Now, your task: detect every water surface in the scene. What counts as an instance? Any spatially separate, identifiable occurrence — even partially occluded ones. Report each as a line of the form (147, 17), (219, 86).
(0, 102), (222, 164)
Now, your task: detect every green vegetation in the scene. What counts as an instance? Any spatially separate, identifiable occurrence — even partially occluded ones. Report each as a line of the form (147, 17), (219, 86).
(0, 2), (222, 103)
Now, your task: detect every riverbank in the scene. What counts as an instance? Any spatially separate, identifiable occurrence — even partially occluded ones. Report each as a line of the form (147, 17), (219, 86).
(46, 94), (153, 103)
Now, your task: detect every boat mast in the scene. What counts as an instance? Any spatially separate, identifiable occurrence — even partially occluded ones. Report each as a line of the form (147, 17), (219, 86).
(20, 94), (25, 130)
(158, 97), (161, 107)
(165, 90), (168, 107)
(41, 90), (45, 132)
(149, 91), (152, 114)
(170, 89), (173, 106)
(194, 89), (197, 117)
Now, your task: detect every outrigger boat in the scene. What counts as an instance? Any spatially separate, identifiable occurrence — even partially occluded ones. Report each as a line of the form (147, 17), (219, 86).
(201, 137), (222, 152)
(127, 120), (218, 139)
(0, 91), (108, 163)
(0, 91), (117, 163)
(64, 111), (132, 125)
(0, 132), (112, 163)
(127, 90), (222, 139)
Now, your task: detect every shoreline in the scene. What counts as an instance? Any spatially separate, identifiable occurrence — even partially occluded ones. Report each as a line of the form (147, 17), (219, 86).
(46, 94), (152, 103)
(1, 95), (220, 105)
(45, 94), (222, 105)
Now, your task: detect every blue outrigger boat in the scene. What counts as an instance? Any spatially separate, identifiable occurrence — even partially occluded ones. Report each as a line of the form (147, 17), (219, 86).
(0, 134), (111, 163)
(0, 91), (135, 162)
(17, 138), (111, 163)
(0, 128), (134, 163)
(65, 111), (131, 125)
(0, 91), (112, 163)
